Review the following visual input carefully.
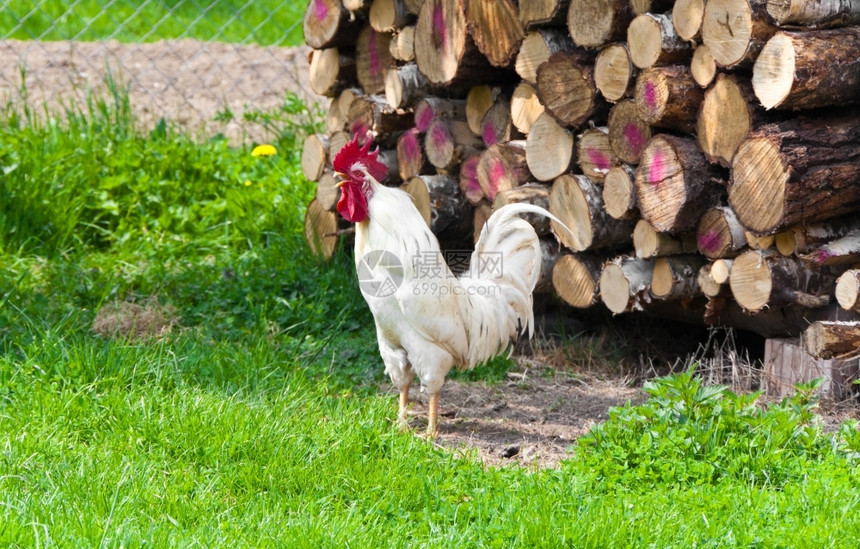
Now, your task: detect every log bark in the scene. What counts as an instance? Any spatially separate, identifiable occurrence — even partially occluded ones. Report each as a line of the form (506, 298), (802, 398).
(567, 0), (634, 49)
(607, 99), (651, 164)
(511, 82), (545, 135)
(389, 26), (416, 61)
(309, 48), (357, 97)
(634, 219), (698, 258)
(521, 0), (572, 28)
(414, 97), (466, 133)
(696, 205), (747, 259)
(535, 50), (605, 129)
(690, 43), (717, 88)
(729, 249), (834, 313)
(802, 321), (860, 359)
(515, 29), (574, 84)
(553, 253), (603, 308)
(303, 0), (363, 49)
(537, 240), (564, 294)
(385, 63), (429, 108)
(602, 164), (638, 220)
(652, 255), (706, 300)
(702, 0), (777, 69)
(766, 0), (860, 27)
(315, 171), (341, 211)
(370, 0), (414, 32)
(729, 113), (860, 236)
(356, 25), (394, 94)
(458, 154), (485, 205)
(636, 134), (724, 233)
(414, 0), (499, 86)
(402, 175), (472, 242)
(476, 141), (530, 201)
(493, 183), (552, 236)
(466, 85), (499, 136)
(480, 97), (515, 146)
(305, 198), (340, 260)
(627, 13), (693, 69)
(594, 43), (636, 103)
(397, 127), (431, 180)
(473, 201), (493, 244)
(424, 118), (483, 170)
(673, 0), (706, 40)
(599, 256), (656, 313)
(525, 111), (575, 182)
(836, 270), (860, 312)
(302, 133), (330, 182)
(698, 264), (727, 298)
(799, 231), (860, 267)
(549, 174), (635, 252)
(634, 65), (703, 133)
(697, 74), (762, 167)
(776, 219), (860, 257)
(753, 28), (860, 111)
(465, 0), (525, 67)
(577, 126), (618, 183)
(631, 0), (675, 15)
(347, 94), (415, 145)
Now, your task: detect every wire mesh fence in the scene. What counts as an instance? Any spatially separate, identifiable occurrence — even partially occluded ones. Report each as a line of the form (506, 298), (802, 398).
(0, 0), (317, 143)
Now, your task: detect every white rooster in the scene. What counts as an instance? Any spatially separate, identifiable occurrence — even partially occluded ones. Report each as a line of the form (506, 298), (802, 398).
(334, 136), (567, 436)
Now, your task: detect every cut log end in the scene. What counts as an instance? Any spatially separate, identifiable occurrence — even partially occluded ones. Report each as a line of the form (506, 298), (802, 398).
(836, 270), (860, 312)
(305, 198), (339, 260)
(594, 43), (634, 103)
(553, 254), (600, 308)
(691, 43), (716, 87)
(752, 33), (795, 110)
(730, 137), (787, 235)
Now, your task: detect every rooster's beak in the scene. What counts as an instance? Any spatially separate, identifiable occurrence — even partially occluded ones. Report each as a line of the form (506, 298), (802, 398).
(334, 172), (347, 188)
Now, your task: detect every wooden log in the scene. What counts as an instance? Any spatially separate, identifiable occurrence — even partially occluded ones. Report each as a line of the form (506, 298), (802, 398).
(673, 0), (705, 40)
(602, 164), (639, 220)
(696, 74), (763, 167)
(315, 171), (341, 211)
(577, 126), (618, 183)
(536, 239), (564, 294)
(635, 134), (723, 233)
(766, 0), (860, 27)
(599, 256), (656, 313)
(309, 48), (357, 97)
(424, 118), (483, 170)
(347, 94), (415, 145)
(691, 43), (717, 88)
(402, 175), (472, 241)
(521, 0), (572, 28)
(594, 43), (636, 103)
(466, 85), (499, 136)
(389, 26), (416, 61)
(776, 219), (860, 257)
(476, 141), (530, 201)
(480, 96), (514, 146)
(745, 230), (775, 251)
(305, 198), (339, 260)
(370, 0), (413, 32)
(458, 154), (485, 205)
(549, 174), (635, 252)
(356, 25), (394, 94)
(414, 0), (499, 86)
(764, 336), (859, 397)
(836, 270), (860, 312)
(325, 91), (351, 133)
(343, 0), (370, 12)
(634, 65), (703, 133)
(567, 0), (634, 49)
(403, 0), (423, 15)
(414, 97), (466, 133)
(515, 29), (574, 84)
(385, 64), (429, 109)
(473, 201), (493, 244)
(803, 321), (860, 360)
(697, 205), (747, 259)
(329, 130), (351, 159)
(525, 111), (575, 182)
(729, 113), (860, 236)
(535, 50), (605, 129)
(302, 133), (330, 182)
(698, 263), (727, 298)
(607, 99), (651, 164)
(627, 13), (693, 70)
(634, 219), (698, 258)
(711, 258), (733, 285)
(753, 28), (860, 111)
(553, 253), (602, 308)
(702, 0), (777, 69)
(303, 0), (363, 49)
(465, 0), (525, 67)
(396, 128), (430, 180)
(799, 231), (860, 267)
(632, 0), (675, 15)
(729, 249), (834, 313)
(511, 82), (545, 135)
(651, 255), (706, 300)
(493, 183), (552, 236)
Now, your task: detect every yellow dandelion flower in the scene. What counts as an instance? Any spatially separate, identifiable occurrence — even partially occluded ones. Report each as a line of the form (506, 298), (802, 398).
(244, 180), (253, 187)
(251, 144), (277, 157)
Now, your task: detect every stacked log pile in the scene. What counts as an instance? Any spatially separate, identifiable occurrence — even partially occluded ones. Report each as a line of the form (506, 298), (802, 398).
(302, 0), (860, 343)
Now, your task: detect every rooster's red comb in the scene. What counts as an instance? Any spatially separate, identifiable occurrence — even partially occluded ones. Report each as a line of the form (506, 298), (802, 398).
(333, 135), (388, 182)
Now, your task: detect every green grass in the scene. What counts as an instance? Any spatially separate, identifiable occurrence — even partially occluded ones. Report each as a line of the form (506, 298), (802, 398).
(2, 86), (860, 546)
(0, 0), (306, 46)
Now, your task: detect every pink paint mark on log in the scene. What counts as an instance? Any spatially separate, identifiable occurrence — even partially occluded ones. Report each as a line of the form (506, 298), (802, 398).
(482, 122), (497, 146)
(697, 231), (722, 254)
(624, 123), (646, 157)
(313, 0), (328, 21)
(432, 4), (448, 51)
(401, 129), (420, 160)
(587, 149), (610, 171)
(415, 104), (434, 132)
(813, 249), (833, 264)
(430, 122), (450, 148)
(644, 81), (657, 112)
(649, 150), (664, 185)
(368, 31), (380, 77)
(490, 158), (507, 184)
(462, 155), (479, 187)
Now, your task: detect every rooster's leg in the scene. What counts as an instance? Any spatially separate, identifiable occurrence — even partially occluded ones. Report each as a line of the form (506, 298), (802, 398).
(398, 382), (411, 431)
(426, 392), (440, 438)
